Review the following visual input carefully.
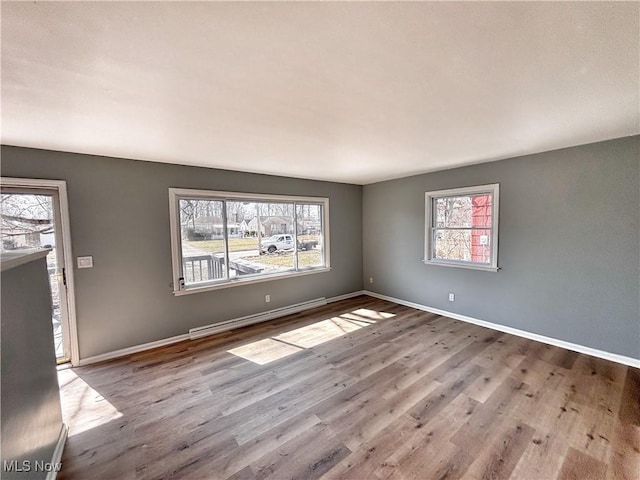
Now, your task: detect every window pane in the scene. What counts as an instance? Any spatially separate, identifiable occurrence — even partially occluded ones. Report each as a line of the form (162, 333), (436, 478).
(471, 194), (492, 228)
(433, 229), (472, 262)
(251, 202), (295, 273)
(1, 193), (54, 251)
(179, 198), (227, 285)
(470, 228), (492, 264)
(1, 193), (65, 358)
(219, 201), (262, 278)
(296, 203), (324, 269)
(433, 228), (491, 264)
(434, 194), (492, 228)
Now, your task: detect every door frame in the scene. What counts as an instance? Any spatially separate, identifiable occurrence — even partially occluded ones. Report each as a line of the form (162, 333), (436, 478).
(1, 177), (80, 366)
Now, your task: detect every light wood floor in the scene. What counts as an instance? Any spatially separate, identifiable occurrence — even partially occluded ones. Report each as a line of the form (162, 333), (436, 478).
(58, 296), (640, 480)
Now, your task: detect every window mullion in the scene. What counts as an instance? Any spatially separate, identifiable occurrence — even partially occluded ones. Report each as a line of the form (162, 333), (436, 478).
(433, 227), (492, 232)
(255, 202), (262, 257)
(222, 199), (231, 280)
(177, 196), (186, 290)
(293, 202), (299, 271)
(431, 226), (437, 260)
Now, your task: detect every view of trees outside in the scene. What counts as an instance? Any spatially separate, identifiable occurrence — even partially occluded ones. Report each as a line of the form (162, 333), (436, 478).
(1, 193), (64, 358)
(433, 194), (492, 264)
(1, 193), (55, 250)
(178, 198), (323, 285)
(235, 201), (295, 274)
(179, 198), (227, 283)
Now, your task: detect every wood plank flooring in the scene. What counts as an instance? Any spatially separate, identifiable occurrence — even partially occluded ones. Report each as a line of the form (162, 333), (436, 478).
(57, 296), (640, 479)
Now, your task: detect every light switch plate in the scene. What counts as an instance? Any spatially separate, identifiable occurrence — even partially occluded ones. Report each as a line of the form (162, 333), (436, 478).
(77, 256), (93, 269)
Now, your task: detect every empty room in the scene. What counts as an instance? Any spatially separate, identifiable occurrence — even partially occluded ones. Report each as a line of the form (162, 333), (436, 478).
(1, 1), (638, 479)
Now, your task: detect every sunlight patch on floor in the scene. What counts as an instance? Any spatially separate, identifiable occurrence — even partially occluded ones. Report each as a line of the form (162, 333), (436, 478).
(58, 368), (123, 436)
(349, 308), (396, 320)
(227, 337), (304, 365)
(227, 308), (396, 365)
(275, 317), (371, 348)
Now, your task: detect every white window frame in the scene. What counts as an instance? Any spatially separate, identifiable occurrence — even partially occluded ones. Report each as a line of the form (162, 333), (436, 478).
(424, 183), (499, 272)
(169, 188), (330, 295)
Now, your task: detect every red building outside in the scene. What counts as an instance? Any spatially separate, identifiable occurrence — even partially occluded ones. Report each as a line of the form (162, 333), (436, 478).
(471, 194), (492, 263)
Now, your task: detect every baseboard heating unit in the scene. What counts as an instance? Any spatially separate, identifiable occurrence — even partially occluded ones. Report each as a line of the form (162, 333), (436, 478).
(189, 297), (327, 340)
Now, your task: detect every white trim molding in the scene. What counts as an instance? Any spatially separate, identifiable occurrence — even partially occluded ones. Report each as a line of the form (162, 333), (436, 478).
(45, 423), (68, 480)
(78, 333), (190, 366)
(0, 177), (80, 366)
(326, 291), (366, 303)
(364, 290), (640, 369)
(168, 187), (330, 295)
(172, 267), (331, 296)
(78, 296), (336, 365)
(424, 183), (500, 272)
(76, 290), (638, 370)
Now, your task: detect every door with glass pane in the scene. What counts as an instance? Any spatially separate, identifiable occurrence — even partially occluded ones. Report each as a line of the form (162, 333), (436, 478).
(1, 187), (71, 363)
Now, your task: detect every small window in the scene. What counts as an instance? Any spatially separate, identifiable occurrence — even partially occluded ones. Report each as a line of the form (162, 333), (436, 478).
(169, 189), (330, 294)
(424, 184), (499, 271)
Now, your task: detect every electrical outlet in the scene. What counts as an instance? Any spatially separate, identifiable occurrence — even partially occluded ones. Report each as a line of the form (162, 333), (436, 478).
(265, 294), (271, 303)
(448, 293), (455, 302)
(77, 256), (93, 268)
(369, 277), (374, 284)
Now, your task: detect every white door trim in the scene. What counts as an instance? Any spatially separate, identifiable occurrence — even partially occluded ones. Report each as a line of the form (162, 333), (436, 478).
(1, 177), (80, 366)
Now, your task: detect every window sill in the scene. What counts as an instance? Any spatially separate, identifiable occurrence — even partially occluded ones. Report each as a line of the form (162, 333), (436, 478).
(422, 259), (499, 272)
(173, 266), (331, 296)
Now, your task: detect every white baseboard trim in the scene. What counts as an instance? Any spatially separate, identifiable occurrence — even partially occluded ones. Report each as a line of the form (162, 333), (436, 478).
(364, 290), (640, 369)
(45, 423), (68, 480)
(77, 296), (338, 366)
(78, 333), (190, 366)
(326, 291), (365, 303)
(189, 297), (327, 340)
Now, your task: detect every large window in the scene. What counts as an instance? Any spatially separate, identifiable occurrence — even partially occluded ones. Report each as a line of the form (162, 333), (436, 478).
(169, 189), (329, 294)
(424, 184), (499, 271)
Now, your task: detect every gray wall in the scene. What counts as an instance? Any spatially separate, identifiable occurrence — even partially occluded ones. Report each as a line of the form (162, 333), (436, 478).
(1, 253), (63, 479)
(363, 136), (640, 359)
(3, 137), (638, 361)
(1, 146), (363, 359)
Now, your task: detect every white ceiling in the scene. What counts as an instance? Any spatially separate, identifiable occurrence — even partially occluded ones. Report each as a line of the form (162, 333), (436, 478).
(2, 2), (638, 185)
